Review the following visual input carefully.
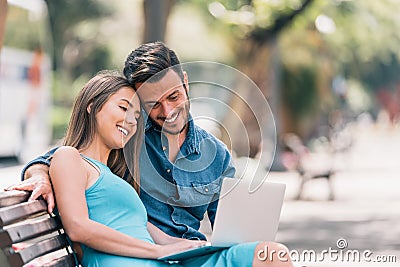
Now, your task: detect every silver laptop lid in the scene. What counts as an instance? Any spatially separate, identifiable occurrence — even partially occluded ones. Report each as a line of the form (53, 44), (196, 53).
(211, 178), (286, 246)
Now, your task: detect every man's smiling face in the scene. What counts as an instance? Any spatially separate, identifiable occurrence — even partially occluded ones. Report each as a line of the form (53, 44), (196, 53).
(136, 69), (190, 135)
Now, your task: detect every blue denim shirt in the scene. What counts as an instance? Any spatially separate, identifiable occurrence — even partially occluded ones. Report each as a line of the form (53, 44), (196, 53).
(21, 115), (235, 240)
(139, 115), (235, 240)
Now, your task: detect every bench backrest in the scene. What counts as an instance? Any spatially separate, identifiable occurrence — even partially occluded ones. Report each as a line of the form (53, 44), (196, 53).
(0, 190), (78, 267)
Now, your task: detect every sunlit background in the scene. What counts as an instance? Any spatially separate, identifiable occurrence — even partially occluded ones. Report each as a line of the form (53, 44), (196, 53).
(2, 0), (400, 154)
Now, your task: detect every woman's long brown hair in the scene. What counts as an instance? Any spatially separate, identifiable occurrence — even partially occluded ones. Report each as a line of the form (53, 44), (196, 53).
(63, 71), (143, 193)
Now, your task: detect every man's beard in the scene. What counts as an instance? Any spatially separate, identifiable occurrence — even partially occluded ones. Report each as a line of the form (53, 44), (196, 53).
(153, 101), (190, 135)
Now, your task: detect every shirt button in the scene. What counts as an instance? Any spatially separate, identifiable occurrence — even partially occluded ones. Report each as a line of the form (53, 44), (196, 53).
(166, 169), (171, 173)
(162, 146), (167, 151)
(204, 187), (209, 192)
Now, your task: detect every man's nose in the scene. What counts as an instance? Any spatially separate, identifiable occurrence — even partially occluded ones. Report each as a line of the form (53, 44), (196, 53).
(125, 110), (137, 125)
(160, 102), (174, 118)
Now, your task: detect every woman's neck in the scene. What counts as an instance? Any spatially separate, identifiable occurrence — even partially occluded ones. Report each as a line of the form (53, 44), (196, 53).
(79, 138), (111, 165)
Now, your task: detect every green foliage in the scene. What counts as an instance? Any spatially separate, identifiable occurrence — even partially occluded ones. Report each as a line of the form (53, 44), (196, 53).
(26, 0), (400, 141)
(51, 106), (70, 141)
(51, 72), (94, 142)
(313, 0), (400, 91)
(71, 44), (112, 79)
(185, 0), (400, 92)
(43, 0), (112, 71)
(3, 5), (48, 50)
(282, 64), (318, 120)
(177, 0), (400, 141)
(40, 0), (115, 141)
(268, 0), (400, 113)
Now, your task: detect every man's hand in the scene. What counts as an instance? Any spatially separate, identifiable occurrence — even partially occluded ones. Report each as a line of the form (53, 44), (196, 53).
(5, 164), (54, 213)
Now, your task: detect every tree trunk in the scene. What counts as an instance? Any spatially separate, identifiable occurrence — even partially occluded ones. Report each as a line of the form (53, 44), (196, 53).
(220, 0), (315, 171)
(221, 39), (280, 156)
(0, 0), (7, 51)
(43, 0), (61, 71)
(143, 0), (175, 43)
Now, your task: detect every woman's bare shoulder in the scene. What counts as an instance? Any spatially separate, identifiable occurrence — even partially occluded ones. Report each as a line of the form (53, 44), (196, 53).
(51, 146), (82, 165)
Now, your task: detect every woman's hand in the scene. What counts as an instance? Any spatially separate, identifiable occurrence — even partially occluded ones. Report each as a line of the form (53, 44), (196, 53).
(156, 239), (207, 258)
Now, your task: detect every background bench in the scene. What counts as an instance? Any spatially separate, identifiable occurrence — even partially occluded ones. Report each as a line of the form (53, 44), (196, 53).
(282, 133), (335, 201)
(0, 190), (78, 267)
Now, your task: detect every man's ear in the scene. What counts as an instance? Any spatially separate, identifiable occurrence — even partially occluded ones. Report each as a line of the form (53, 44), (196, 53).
(183, 71), (189, 93)
(87, 103), (93, 114)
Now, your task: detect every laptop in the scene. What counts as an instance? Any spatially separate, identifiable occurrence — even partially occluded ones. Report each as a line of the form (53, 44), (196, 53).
(158, 178), (286, 262)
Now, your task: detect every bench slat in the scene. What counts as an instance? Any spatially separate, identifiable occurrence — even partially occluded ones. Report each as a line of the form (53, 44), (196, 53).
(0, 216), (61, 246)
(7, 234), (69, 267)
(0, 191), (30, 207)
(0, 190), (78, 266)
(0, 200), (47, 227)
(42, 253), (76, 267)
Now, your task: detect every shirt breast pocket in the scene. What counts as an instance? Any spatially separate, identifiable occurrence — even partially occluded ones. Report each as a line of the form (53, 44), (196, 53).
(191, 181), (221, 206)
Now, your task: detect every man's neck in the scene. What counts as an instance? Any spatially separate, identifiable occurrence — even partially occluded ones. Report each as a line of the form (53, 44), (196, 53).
(165, 127), (188, 163)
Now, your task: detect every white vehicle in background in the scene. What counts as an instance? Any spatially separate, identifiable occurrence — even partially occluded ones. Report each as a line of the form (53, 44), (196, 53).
(0, 0), (51, 163)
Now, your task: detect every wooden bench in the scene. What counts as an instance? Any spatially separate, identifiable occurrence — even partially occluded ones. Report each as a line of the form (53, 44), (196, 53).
(0, 190), (79, 267)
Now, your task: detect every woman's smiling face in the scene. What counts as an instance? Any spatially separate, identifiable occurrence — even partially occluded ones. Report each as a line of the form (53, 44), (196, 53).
(94, 86), (141, 149)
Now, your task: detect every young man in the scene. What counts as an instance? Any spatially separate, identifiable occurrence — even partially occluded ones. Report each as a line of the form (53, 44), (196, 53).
(14, 42), (235, 241)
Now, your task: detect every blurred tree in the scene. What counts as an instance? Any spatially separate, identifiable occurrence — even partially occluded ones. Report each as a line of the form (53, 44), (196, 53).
(323, 1), (400, 92)
(201, 0), (314, 160)
(0, 0), (7, 50)
(143, 0), (175, 42)
(175, 0), (400, 158)
(3, 4), (48, 52)
(43, 0), (111, 73)
(42, 0), (114, 140)
(279, 0), (400, 128)
(281, 64), (319, 135)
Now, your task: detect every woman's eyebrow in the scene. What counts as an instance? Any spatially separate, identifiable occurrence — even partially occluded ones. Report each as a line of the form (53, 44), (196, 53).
(120, 98), (134, 107)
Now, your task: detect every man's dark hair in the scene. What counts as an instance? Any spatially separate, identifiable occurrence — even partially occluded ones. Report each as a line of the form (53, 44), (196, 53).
(123, 41), (184, 87)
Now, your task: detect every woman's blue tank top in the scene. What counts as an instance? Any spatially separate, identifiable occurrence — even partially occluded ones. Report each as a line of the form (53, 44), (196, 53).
(80, 156), (155, 266)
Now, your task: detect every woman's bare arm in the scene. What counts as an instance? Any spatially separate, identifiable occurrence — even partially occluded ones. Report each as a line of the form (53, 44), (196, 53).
(147, 222), (190, 245)
(49, 146), (202, 259)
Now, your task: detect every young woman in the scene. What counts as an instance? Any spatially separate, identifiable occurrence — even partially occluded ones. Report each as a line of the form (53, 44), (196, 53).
(49, 71), (293, 267)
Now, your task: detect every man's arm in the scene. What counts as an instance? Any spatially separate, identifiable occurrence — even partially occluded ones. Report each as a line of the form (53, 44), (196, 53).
(207, 152), (236, 226)
(6, 147), (58, 212)
(20, 147), (58, 180)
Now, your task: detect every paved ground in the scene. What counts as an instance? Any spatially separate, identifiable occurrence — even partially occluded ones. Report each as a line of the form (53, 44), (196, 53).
(1, 120), (399, 266)
(270, 121), (400, 266)
(0, 164), (23, 189)
(207, 120), (400, 266)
